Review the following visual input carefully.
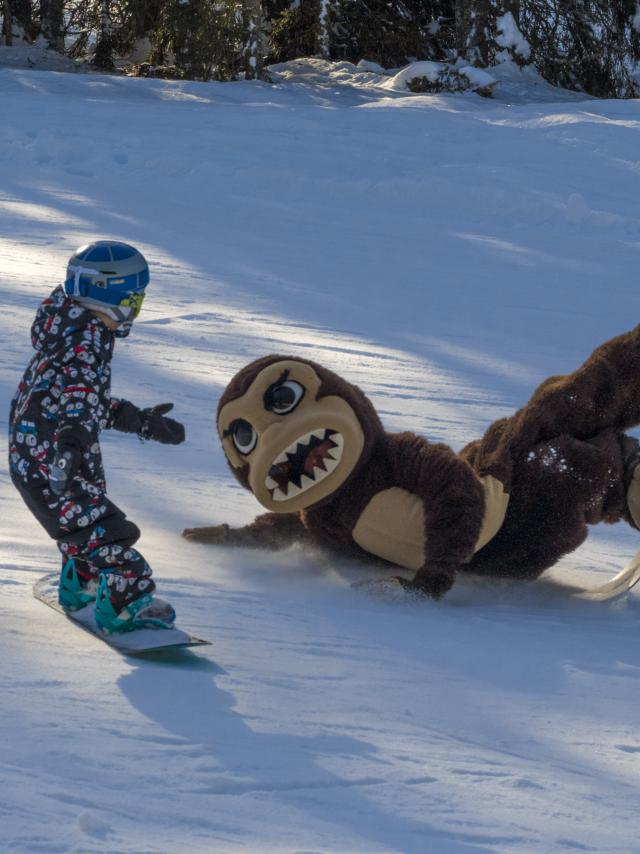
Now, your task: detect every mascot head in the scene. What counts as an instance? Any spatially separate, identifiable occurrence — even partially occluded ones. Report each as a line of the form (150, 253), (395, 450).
(217, 355), (384, 512)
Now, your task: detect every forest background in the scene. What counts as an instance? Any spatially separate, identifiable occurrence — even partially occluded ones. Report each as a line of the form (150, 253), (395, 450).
(2, 1), (640, 98)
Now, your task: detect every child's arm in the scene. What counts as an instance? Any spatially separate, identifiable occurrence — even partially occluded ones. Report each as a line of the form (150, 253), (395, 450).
(107, 400), (185, 444)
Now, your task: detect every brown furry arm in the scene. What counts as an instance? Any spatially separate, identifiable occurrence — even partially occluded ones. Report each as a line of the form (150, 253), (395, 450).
(182, 512), (312, 550)
(387, 433), (486, 598)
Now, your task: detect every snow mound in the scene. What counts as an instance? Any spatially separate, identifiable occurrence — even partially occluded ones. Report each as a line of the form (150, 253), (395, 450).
(0, 40), (84, 72)
(269, 56), (390, 90)
(270, 56), (583, 104)
(382, 60), (495, 94)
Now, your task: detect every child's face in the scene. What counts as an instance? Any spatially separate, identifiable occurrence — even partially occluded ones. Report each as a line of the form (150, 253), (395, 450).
(91, 310), (120, 332)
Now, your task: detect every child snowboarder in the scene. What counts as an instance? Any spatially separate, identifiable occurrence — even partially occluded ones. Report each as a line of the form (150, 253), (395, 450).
(9, 240), (185, 633)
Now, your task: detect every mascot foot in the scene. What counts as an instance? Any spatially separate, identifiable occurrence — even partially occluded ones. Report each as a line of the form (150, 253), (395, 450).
(182, 523), (230, 543)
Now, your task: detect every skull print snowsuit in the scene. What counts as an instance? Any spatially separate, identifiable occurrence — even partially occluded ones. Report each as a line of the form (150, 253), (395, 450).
(9, 286), (155, 607)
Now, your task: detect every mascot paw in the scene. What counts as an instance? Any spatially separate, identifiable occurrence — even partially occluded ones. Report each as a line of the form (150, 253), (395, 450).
(351, 576), (428, 602)
(182, 523), (230, 543)
(403, 567), (455, 600)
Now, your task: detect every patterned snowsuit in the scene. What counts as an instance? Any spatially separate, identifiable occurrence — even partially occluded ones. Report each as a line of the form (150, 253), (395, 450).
(9, 286), (155, 608)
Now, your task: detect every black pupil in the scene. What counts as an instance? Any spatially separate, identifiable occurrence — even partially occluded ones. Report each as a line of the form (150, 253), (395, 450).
(233, 419), (254, 446)
(272, 386), (295, 409)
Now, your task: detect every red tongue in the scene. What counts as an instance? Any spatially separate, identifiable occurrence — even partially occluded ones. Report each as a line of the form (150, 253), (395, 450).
(304, 440), (333, 476)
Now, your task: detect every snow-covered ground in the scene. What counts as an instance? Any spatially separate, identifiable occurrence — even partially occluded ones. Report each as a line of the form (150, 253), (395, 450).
(1, 57), (640, 853)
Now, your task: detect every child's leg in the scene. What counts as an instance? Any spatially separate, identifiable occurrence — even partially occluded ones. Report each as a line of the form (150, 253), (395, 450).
(12, 476), (156, 611)
(58, 503), (156, 612)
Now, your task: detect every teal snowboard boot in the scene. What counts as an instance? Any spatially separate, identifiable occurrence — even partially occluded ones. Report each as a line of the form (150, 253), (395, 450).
(94, 574), (176, 634)
(58, 559), (98, 611)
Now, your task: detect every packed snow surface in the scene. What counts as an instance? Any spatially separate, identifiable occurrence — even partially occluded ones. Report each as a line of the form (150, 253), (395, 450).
(1, 57), (640, 853)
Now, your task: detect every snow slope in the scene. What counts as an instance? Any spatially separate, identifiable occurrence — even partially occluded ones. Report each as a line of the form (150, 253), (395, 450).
(1, 59), (640, 853)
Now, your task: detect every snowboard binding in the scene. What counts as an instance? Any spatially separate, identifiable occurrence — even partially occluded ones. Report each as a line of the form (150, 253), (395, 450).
(58, 559), (98, 611)
(94, 574), (176, 634)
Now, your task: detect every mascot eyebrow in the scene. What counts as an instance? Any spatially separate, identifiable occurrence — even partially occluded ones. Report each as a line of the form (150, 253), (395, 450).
(263, 369), (292, 411)
(221, 369), (301, 439)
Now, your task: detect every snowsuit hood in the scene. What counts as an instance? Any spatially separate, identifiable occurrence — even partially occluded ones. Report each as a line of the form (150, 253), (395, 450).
(30, 287), (96, 355)
(30, 286), (130, 353)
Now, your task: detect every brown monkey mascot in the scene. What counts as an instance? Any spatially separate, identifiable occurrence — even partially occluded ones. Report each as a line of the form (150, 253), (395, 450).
(183, 327), (640, 599)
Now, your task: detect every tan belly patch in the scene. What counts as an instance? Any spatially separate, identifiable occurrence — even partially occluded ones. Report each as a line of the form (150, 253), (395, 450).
(475, 475), (509, 553)
(353, 488), (426, 570)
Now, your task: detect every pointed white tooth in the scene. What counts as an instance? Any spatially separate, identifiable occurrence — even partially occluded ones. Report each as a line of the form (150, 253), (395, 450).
(332, 433), (344, 447)
(265, 476), (278, 489)
(326, 446), (343, 461)
(273, 488), (287, 501)
(274, 451), (287, 465)
(286, 481), (302, 498)
(324, 457), (338, 473)
(311, 429), (326, 441)
(312, 466), (327, 482)
(285, 440), (299, 455)
(300, 432), (313, 447)
(300, 474), (315, 491)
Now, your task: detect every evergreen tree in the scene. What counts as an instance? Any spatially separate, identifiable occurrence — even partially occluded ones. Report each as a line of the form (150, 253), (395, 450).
(13, 0), (33, 38)
(93, 0), (115, 69)
(40, 0), (65, 50)
(269, 0), (327, 63)
(151, 0), (243, 80)
(520, 0), (640, 98)
(455, 0), (528, 66)
(242, 0), (268, 78)
(2, 0), (13, 45)
(330, 0), (445, 67)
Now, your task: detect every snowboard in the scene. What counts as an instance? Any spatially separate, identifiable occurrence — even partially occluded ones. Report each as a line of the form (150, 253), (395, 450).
(353, 548), (640, 603)
(33, 572), (211, 656)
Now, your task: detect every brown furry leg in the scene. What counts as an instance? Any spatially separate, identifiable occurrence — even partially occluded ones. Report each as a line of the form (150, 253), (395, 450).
(511, 325), (640, 445)
(468, 325), (640, 489)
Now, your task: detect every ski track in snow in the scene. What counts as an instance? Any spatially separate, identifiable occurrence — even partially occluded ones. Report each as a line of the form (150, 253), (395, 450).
(1, 59), (640, 853)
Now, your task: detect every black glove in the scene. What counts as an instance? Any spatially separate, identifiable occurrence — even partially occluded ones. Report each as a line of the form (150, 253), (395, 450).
(49, 435), (84, 496)
(111, 400), (144, 434)
(139, 403), (185, 445)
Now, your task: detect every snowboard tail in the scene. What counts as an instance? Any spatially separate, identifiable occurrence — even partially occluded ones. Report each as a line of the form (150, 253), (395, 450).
(572, 550), (640, 602)
(33, 573), (210, 655)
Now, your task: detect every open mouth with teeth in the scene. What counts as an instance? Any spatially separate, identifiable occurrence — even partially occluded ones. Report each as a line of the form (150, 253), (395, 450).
(265, 429), (344, 502)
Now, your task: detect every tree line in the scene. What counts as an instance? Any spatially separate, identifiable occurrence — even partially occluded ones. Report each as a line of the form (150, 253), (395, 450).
(2, 1), (640, 97)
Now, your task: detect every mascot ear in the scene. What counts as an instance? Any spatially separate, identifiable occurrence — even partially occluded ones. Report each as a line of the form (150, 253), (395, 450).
(217, 356), (382, 513)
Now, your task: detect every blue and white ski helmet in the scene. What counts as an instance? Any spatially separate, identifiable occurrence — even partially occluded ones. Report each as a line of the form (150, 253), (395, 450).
(64, 240), (149, 324)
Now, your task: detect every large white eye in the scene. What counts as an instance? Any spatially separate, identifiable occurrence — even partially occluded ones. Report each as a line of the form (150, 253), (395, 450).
(265, 380), (305, 415)
(230, 419), (257, 455)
